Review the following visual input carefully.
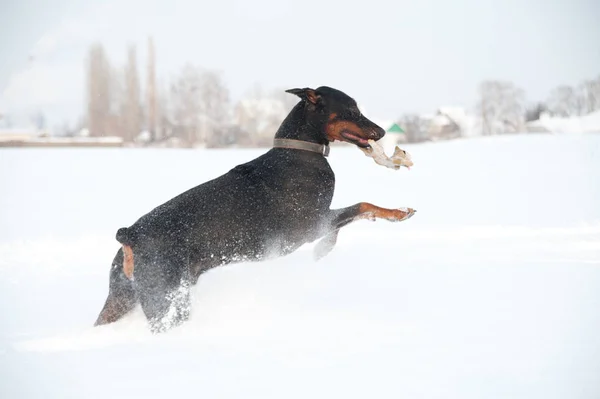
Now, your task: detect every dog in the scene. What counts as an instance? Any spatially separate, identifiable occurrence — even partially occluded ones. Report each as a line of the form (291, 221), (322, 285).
(94, 86), (416, 333)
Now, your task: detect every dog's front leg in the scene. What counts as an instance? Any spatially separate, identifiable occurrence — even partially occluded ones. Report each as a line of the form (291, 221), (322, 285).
(314, 203), (416, 260)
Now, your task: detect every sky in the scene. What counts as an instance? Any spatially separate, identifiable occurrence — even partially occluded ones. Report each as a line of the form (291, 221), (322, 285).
(0, 0), (599, 128)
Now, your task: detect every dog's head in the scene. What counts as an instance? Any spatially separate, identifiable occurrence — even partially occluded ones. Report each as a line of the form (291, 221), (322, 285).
(285, 86), (385, 148)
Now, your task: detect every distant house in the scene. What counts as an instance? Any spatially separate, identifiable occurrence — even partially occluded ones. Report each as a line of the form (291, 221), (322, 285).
(374, 121), (407, 148)
(426, 107), (468, 139)
(358, 104), (407, 147)
(417, 107), (482, 140)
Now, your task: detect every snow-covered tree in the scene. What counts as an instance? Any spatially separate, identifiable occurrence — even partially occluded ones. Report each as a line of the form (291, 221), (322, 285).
(477, 80), (525, 135)
(547, 85), (584, 117)
(170, 64), (202, 146)
(399, 114), (427, 143)
(169, 64), (230, 147)
(234, 85), (290, 147)
(197, 69), (230, 147)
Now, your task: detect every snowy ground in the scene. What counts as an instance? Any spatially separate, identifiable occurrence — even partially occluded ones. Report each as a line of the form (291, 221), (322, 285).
(1, 133), (600, 399)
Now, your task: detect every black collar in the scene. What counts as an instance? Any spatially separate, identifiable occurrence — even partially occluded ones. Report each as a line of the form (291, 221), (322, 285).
(273, 138), (330, 157)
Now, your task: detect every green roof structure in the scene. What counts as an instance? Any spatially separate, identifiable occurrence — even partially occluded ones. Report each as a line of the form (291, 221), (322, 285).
(386, 123), (405, 134)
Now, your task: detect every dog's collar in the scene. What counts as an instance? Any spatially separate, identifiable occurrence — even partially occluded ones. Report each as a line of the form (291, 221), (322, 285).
(273, 138), (330, 157)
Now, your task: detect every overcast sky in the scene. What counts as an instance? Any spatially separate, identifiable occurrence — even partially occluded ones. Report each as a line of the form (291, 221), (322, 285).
(1, 0), (599, 126)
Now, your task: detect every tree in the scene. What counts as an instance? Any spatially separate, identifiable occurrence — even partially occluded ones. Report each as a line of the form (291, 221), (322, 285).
(170, 64), (202, 146)
(147, 36), (157, 142)
(167, 65), (231, 147)
(234, 84), (291, 147)
(579, 76), (600, 114)
(121, 45), (142, 142)
(477, 80), (525, 135)
(86, 43), (111, 136)
(547, 85), (584, 117)
(107, 66), (125, 138)
(524, 102), (548, 122)
(399, 114), (427, 143)
(197, 70), (230, 147)
(155, 80), (171, 141)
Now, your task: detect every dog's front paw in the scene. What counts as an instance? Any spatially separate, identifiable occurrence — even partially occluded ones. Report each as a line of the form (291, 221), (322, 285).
(388, 207), (417, 222)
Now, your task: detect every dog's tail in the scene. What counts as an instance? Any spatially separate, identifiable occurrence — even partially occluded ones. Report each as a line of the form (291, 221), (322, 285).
(116, 227), (134, 245)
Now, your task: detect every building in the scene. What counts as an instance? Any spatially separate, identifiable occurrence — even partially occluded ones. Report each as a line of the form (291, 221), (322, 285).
(374, 120), (407, 148)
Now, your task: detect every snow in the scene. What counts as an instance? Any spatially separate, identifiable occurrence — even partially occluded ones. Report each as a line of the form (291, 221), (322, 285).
(1, 134), (600, 399)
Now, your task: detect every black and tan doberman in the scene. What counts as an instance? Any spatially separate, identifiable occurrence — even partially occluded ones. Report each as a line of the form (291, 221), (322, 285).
(95, 86), (416, 333)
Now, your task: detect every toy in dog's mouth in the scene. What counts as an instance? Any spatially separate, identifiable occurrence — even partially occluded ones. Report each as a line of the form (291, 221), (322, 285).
(341, 132), (372, 148)
(361, 139), (413, 170)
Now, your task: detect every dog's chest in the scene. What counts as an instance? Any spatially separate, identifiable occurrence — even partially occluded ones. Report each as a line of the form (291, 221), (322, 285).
(276, 163), (334, 211)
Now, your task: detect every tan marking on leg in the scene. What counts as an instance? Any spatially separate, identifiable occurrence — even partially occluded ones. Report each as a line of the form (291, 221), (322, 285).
(358, 202), (416, 222)
(123, 244), (134, 280)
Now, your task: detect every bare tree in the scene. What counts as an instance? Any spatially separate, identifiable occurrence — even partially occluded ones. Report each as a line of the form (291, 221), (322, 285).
(197, 70), (230, 147)
(170, 64), (202, 146)
(86, 43), (111, 136)
(477, 80), (525, 135)
(167, 65), (230, 147)
(121, 45), (142, 142)
(579, 76), (600, 114)
(233, 84), (291, 147)
(147, 36), (157, 142)
(399, 114), (427, 143)
(547, 85), (584, 117)
(157, 79), (175, 141)
(108, 66), (125, 138)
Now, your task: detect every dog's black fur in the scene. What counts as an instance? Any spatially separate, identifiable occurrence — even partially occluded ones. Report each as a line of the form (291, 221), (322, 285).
(94, 86), (415, 333)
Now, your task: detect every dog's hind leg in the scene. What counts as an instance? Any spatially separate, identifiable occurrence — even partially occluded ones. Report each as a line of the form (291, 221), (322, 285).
(313, 203), (417, 260)
(134, 245), (192, 334)
(313, 229), (340, 261)
(94, 247), (138, 326)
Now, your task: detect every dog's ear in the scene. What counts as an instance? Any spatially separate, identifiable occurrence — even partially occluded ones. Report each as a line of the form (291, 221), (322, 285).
(285, 88), (321, 105)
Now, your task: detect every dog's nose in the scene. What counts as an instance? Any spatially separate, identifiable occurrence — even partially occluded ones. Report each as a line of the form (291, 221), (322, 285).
(370, 126), (386, 140)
